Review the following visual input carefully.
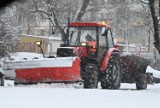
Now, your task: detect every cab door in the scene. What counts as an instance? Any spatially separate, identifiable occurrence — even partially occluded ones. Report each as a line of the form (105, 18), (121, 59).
(96, 27), (108, 64)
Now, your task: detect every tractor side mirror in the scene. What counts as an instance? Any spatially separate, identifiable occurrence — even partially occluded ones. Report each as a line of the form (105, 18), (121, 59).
(102, 29), (108, 36)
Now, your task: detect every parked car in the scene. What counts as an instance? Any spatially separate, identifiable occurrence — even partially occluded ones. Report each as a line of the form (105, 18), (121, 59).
(0, 62), (4, 86)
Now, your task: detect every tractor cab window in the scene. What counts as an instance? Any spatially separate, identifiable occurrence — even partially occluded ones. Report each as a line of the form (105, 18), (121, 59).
(69, 27), (96, 46)
(99, 27), (107, 47)
(107, 29), (114, 48)
(99, 28), (114, 48)
(69, 28), (78, 45)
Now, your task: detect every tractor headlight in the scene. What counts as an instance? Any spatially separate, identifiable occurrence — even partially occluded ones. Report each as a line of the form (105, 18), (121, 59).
(81, 42), (87, 46)
(92, 46), (96, 48)
(101, 21), (106, 25)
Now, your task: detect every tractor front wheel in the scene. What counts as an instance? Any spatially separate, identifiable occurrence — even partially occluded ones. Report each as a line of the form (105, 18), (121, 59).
(101, 55), (121, 89)
(83, 63), (99, 89)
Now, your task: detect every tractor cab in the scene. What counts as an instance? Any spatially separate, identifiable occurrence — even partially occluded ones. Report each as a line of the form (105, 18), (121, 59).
(57, 22), (114, 62)
(70, 22), (114, 63)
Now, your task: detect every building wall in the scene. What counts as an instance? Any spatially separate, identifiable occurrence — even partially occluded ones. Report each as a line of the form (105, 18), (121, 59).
(17, 35), (62, 55)
(48, 39), (62, 56)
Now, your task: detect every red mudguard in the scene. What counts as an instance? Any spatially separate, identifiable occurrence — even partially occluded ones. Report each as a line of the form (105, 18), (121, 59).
(100, 48), (119, 71)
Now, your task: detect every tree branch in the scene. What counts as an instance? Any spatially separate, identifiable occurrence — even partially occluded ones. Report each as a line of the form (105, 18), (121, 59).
(74, 0), (90, 21)
(140, 0), (149, 4)
(50, 8), (65, 41)
(30, 0), (51, 16)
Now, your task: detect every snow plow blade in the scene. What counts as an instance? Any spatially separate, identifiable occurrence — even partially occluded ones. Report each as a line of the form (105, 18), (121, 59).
(5, 57), (82, 84)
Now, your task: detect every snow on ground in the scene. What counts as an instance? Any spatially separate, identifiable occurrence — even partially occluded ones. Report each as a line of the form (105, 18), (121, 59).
(0, 80), (160, 108)
(1, 52), (160, 108)
(146, 66), (160, 78)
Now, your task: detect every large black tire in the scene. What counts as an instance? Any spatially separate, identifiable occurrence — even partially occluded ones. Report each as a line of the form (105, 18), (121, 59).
(83, 63), (99, 89)
(0, 74), (5, 86)
(136, 73), (147, 90)
(101, 55), (121, 89)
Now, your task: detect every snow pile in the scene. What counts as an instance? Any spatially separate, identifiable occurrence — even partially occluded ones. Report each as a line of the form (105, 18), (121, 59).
(2, 52), (44, 62)
(146, 66), (160, 78)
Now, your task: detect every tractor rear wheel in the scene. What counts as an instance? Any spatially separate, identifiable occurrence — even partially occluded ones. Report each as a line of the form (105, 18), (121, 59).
(83, 63), (99, 89)
(101, 55), (121, 89)
(136, 73), (147, 90)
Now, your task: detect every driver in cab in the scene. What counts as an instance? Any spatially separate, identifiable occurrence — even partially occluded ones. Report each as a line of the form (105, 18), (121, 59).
(85, 34), (96, 52)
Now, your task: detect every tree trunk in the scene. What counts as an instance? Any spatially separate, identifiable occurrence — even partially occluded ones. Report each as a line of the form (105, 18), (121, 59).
(148, 0), (160, 54)
(74, 0), (90, 21)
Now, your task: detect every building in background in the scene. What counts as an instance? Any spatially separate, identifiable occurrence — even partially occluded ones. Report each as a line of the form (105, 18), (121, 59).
(17, 34), (62, 56)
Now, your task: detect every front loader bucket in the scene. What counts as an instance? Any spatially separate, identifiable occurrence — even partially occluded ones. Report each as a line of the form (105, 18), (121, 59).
(121, 54), (151, 83)
(5, 57), (82, 84)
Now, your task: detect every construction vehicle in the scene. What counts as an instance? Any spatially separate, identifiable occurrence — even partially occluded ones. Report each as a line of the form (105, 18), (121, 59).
(3, 21), (121, 89)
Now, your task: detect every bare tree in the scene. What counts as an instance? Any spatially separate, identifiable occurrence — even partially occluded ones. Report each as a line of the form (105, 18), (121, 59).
(26, 0), (90, 42)
(141, 0), (160, 54)
(0, 4), (21, 57)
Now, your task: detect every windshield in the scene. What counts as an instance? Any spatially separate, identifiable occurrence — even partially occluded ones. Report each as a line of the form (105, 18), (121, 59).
(69, 27), (97, 46)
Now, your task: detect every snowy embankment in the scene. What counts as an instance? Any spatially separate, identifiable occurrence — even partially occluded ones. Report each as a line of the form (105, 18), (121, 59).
(146, 66), (160, 78)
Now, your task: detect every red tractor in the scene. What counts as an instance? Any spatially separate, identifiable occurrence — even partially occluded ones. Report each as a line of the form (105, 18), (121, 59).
(56, 22), (121, 89)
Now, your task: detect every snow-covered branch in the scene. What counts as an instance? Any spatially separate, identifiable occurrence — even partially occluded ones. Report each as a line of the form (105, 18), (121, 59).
(140, 0), (149, 4)
(74, 0), (90, 21)
(0, 5), (21, 57)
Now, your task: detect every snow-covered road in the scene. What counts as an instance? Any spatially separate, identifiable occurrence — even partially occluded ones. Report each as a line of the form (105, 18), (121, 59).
(0, 80), (160, 108)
